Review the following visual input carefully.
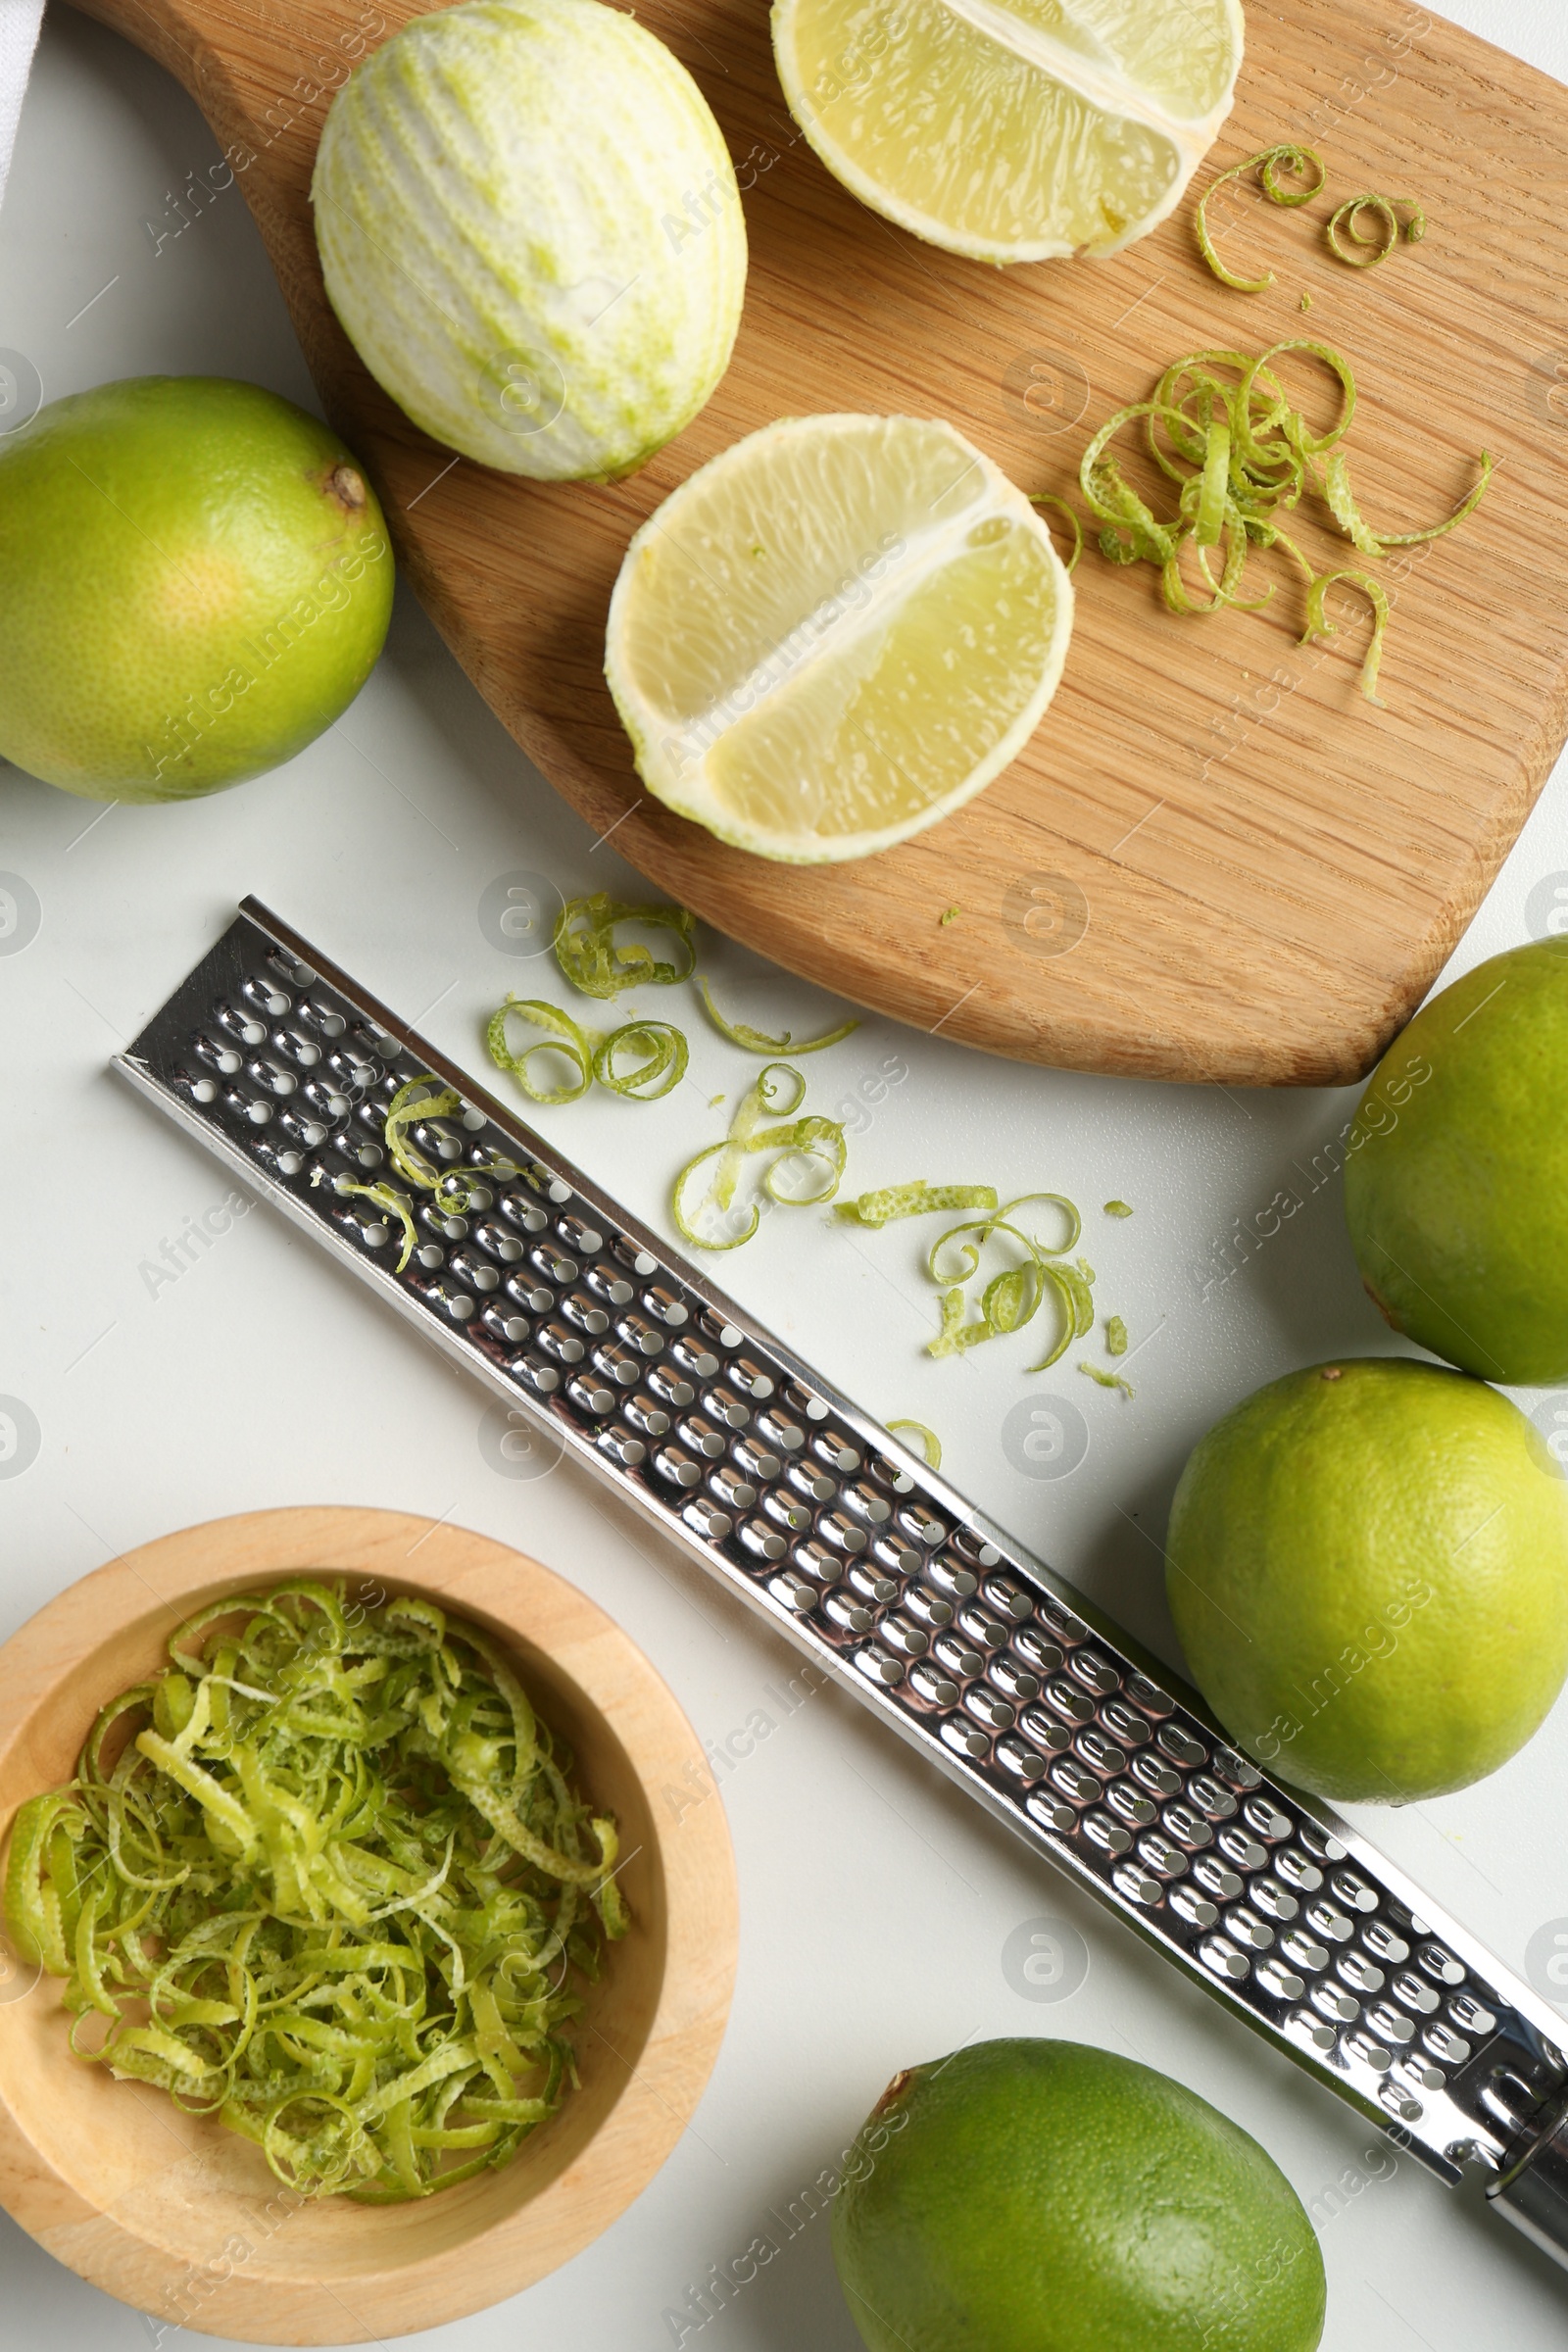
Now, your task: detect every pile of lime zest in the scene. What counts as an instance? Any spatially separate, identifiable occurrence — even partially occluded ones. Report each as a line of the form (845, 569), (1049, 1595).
(2, 1581), (628, 2203)
(696, 974), (858, 1055)
(1196, 143), (1328, 292)
(1105, 1314), (1129, 1356)
(1075, 340), (1493, 703)
(1103, 1200), (1134, 1218)
(1027, 492), (1083, 574)
(673, 1062), (847, 1251)
(836, 1181), (999, 1229)
(553, 892), (697, 1000)
(1079, 1360), (1135, 1398)
(886, 1419), (942, 1470)
(1328, 192), (1425, 269)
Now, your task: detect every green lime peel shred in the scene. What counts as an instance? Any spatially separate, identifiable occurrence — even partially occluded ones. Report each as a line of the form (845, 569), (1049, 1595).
(3, 1581), (628, 2203)
(1076, 339), (1492, 703)
(553, 893), (696, 1000)
(887, 1419), (942, 1470)
(1327, 192), (1425, 269)
(1196, 144), (1425, 289)
(696, 974), (858, 1056)
(673, 1063), (847, 1250)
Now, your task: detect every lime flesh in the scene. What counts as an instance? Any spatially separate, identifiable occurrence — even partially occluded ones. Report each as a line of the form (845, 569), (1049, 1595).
(1166, 1358), (1568, 1803)
(832, 2038), (1325, 2352)
(0, 376), (393, 802)
(605, 413), (1073, 861)
(1345, 941), (1568, 1385)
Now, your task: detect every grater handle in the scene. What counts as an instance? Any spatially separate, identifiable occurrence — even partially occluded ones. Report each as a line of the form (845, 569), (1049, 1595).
(1490, 2089), (1568, 2269)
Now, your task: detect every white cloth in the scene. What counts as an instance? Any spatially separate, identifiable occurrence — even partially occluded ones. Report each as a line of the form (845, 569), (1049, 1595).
(0, 0), (44, 213)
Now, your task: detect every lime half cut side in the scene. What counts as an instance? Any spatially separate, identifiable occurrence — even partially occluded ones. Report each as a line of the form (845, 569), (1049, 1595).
(771, 0), (1245, 264)
(604, 414), (1074, 863)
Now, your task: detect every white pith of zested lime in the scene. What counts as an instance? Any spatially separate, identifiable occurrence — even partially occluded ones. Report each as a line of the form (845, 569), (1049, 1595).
(313, 0), (748, 481)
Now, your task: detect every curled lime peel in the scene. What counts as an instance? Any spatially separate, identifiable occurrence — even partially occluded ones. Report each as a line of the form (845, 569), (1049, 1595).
(1327, 193), (1426, 270)
(696, 974), (858, 1056)
(2, 1582), (627, 2202)
(486, 1000), (593, 1105)
(553, 893), (696, 1000)
(673, 1062), (847, 1250)
(887, 1419), (942, 1470)
(1302, 570), (1391, 707)
(312, 1168), (420, 1273)
(1081, 340), (1490, 704)
(1079, 1361), (1136, 1398)
(1196, 143), (1328, 293)
(593, 1019), (688, 1101)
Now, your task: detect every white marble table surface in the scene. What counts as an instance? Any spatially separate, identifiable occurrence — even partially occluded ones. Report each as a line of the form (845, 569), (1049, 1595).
(4, 3), (1568, 2344)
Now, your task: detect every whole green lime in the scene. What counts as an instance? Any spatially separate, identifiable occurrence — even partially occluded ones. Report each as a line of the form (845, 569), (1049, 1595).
(1166, 1358), (1568, 1802)
(832, 2039), (1324, 2352)
(1345, 940), (1568, 1384)
(0, 376), (393, 802)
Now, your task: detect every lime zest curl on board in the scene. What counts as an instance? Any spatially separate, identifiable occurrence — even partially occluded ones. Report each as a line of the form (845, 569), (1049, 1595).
(673, 1063), (847, 1250)
(1075, 340), (1492, 703)
(3, 1581), (628, 2202)
(1327, 192), (1426, 269)
(1080, 1360), (1136, 1399)
(1196, 143), (1328, 292)
(696, 974), (858, 1056)
(554, 893), (697, 999)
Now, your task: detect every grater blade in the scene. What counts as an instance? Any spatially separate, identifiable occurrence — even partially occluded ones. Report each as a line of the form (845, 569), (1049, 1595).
(114, 900), (1568, 2258)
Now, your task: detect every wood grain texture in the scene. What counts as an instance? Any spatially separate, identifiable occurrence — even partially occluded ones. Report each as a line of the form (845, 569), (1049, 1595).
(69, 0), (1568, 1082)
(0, 1506), (736, 2345)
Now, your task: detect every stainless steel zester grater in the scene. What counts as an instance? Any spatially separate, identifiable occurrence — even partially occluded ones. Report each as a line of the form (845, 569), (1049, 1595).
(114, 898), (1568, 2274)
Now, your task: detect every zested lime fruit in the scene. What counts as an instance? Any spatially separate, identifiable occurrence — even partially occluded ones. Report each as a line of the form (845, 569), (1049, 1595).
(313, 0), (747, 480)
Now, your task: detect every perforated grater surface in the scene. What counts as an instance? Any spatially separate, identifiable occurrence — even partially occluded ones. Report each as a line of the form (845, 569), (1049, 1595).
(115, 898), (1568, 2271)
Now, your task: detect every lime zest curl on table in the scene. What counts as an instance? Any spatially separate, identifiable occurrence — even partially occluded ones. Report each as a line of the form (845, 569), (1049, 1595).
(3, 1580), (628, 2201)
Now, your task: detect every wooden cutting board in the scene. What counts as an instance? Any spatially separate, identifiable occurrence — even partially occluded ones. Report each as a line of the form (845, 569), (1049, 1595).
(74, 0), (1568, 1084)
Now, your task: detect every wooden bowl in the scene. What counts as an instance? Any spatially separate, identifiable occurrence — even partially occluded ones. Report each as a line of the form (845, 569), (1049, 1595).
(0, 1506), (737, 2345)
